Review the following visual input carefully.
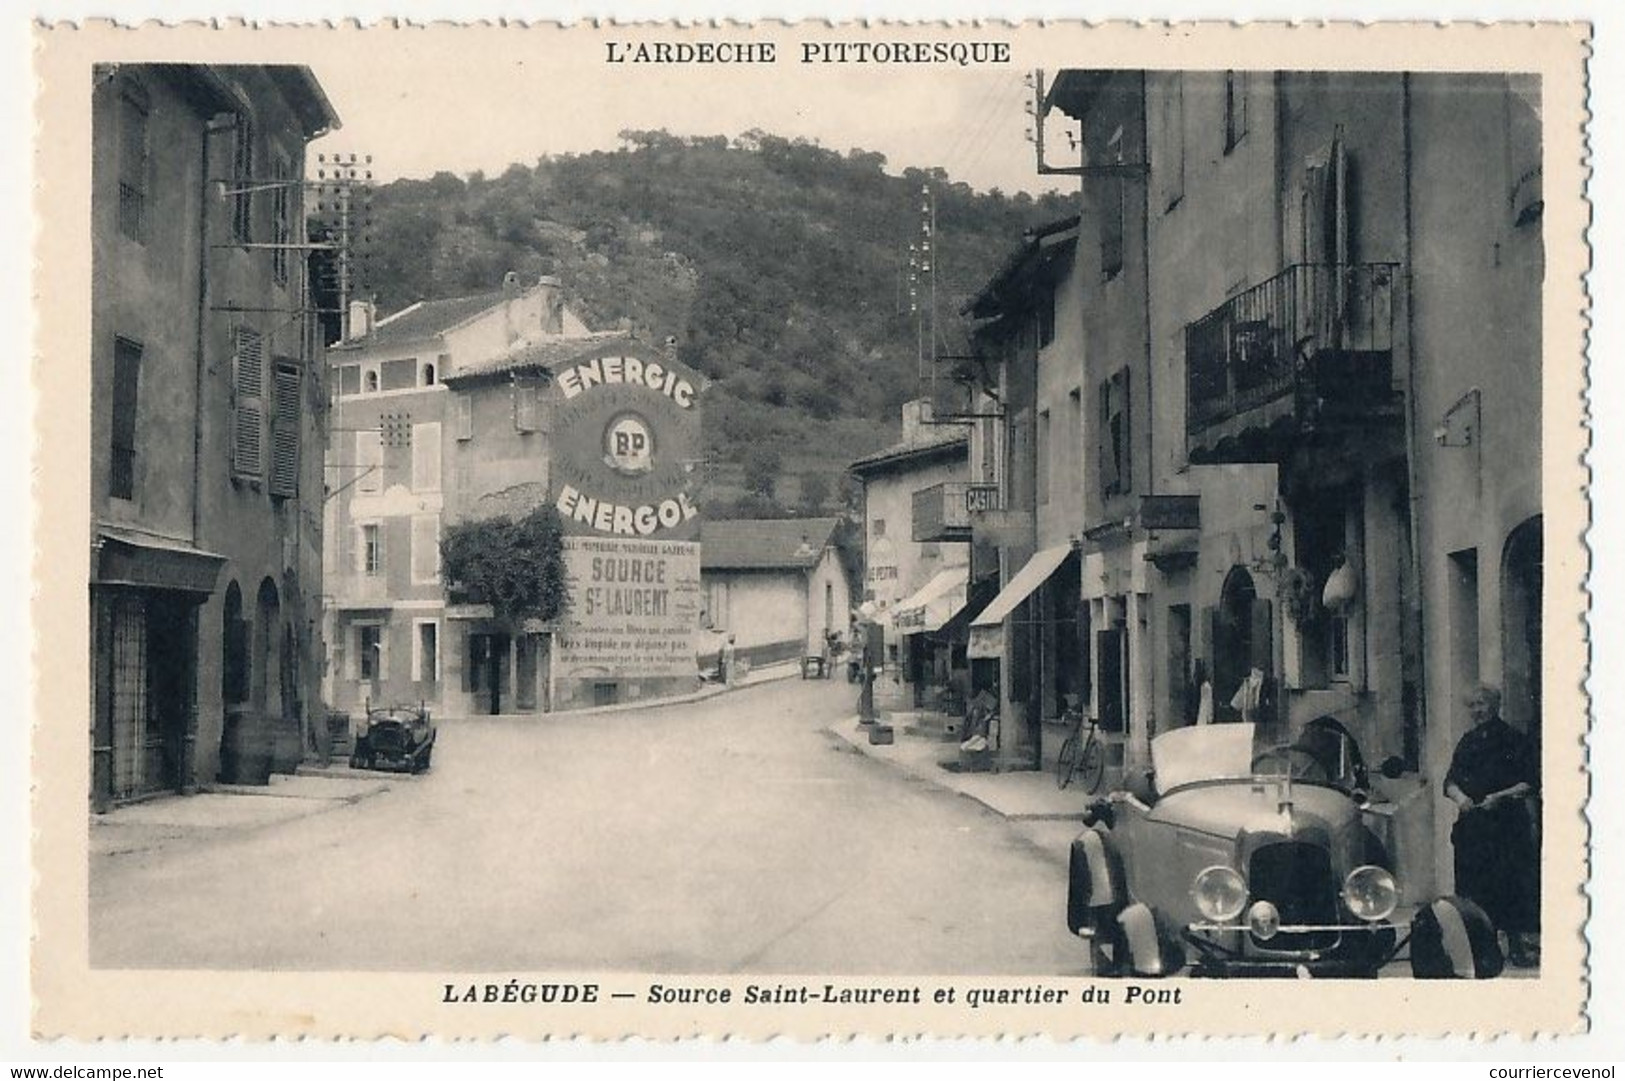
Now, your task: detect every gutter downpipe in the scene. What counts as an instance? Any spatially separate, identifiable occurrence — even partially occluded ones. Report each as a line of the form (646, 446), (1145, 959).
(1399, 75), (1432, 782)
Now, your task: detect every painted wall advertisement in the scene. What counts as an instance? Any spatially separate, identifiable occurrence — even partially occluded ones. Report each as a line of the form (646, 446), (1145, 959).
(549, 343), (706, 542)
(553, 536), (702, 680)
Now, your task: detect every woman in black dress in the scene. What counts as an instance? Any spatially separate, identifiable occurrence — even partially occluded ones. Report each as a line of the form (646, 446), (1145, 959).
(1443, 684), (1540, 966)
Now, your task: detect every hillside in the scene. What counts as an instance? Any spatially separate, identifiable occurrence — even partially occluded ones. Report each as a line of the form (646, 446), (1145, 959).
(360, 130), (1071, 516)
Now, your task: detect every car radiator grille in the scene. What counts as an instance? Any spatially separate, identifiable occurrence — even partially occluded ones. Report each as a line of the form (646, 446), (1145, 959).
(370, 724), (408, 755)
(1248, 842), (1340, 951)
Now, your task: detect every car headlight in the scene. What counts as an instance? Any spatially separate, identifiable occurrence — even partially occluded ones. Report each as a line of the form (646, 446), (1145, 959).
(1247, 900), (1281, 940)
(1342, 865), (1399, 922)
(1192, 865), (1248, 922)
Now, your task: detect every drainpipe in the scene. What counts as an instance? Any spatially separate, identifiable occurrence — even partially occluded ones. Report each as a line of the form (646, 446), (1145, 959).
(1399, 75), (1431, 768)
(1139, 71), (1156, 502)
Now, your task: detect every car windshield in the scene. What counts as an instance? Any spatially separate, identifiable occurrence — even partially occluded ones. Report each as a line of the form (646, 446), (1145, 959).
(1149, 718), (1367, 795)
(1150, 723), (1258, 791)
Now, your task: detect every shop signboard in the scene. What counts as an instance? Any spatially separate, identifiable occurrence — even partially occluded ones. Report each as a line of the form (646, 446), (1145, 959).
(550, 344), (706, 542)
(553, 536), (702, 680)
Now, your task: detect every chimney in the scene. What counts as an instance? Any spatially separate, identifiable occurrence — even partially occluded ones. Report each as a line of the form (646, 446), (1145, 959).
(536, 274), (564, 335)
(502, 270), (522, 296)
(900, 398), (934, 444)
(346, 299), (375, 340)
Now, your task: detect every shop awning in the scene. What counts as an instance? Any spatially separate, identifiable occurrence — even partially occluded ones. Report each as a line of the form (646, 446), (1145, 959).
(93, 529), (227, 597)
(891, 566), (969, 635)
(971, 545), (1073, 627)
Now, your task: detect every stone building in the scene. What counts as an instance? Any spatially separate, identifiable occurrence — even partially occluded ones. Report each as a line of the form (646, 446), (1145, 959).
(89, 64), (339, 807)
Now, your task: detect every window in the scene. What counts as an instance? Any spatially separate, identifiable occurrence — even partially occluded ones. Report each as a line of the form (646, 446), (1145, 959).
(1099, 367), (1132, 498)
(1224, 71), (1249, 153)
(1037, 288), (1056, 348)
(421, 362), (436, 387)
(412, 422), (441, 491)
(1098, 125), (1126, 279)
(356, 430), (382, 493)
(411, 515), (440, 583)
(414, 620), (439, 682)
(706, 579), (730, 629)
(361, 523), (381, 576)
(269, 359), (300, 498)
(338, 365), (361, 396)
(231, 115), (254, 244)
(1068, 387), (1083, 484)
(381, 358), (416, 392)
(871, 518), (886, 539)
(363, 369), (379, 394)
(1037, 408), (1051, 506)
(117, 81), (149, 243)
(455, 394), (473, 441)
(1100, 175), (1126, 280)
(231, 327), (265, 479)
(1158, 73), (1185, 211)
(357, 624), (381, 680)
(109, 336), (142, 499)
(270, 153), (291, 285)
(825, 581), (834, 632)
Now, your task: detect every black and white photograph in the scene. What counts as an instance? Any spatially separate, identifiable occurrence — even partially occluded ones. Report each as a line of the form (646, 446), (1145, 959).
(31, 19), (1589, 1041)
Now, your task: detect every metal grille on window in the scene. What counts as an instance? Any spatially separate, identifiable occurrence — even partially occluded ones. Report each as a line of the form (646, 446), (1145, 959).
(109, 337), (142, 499)
(232, 117), (254, 244)
(109, 594), (151, 800)
(117, 84), (148, 243)
(271, 156), (290, 285)
(233, 327), (265, 477)
(269, 361), (300, 497)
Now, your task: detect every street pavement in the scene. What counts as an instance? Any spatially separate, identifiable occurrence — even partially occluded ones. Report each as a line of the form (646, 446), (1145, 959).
(90, 675), (1090, 974)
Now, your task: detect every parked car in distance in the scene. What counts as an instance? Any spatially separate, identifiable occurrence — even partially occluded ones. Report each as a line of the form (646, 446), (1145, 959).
(351, 703), (436, 774)
(1066, 717), (1504, 979)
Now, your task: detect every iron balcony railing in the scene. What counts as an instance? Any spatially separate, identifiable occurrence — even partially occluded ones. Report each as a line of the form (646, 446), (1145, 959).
(1185, 263), (1399, 436)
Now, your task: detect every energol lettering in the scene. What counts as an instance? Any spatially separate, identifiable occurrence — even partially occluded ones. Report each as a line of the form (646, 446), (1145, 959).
(557, 483), (699, 537)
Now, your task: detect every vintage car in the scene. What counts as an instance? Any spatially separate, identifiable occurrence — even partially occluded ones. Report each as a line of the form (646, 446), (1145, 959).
(1066, 718), (1503, 979)
(350, 703), (436, 774)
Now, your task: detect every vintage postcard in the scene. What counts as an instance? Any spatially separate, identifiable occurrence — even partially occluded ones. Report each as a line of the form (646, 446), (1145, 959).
(32, 20), (1589, 1040)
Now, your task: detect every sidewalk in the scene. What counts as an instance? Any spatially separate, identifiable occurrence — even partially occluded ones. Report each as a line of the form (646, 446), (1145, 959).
(827, 714), (1094, 823)
(91, 770), (392, 859)
(469, 657), (805, 722)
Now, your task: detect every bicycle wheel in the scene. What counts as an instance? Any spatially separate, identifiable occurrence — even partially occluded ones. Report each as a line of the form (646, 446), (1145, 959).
(1079, 733), (1107, 794)
(1055, 733), (1080, 789)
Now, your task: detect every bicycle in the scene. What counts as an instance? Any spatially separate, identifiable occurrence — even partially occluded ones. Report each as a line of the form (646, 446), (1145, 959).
(1055, 700), (1105, 793)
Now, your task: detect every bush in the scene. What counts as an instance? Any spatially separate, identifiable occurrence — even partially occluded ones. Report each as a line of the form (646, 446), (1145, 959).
(441, 506), (570, 625)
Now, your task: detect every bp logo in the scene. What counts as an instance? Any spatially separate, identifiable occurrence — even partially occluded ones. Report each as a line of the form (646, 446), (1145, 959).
(602, 411), (656, 476)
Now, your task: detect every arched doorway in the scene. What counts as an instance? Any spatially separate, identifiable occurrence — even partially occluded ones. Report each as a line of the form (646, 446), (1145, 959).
(255, 577), (281, 717)
(1501, 516), (1542, 742)
(1214, 566), (1256, 707)
(222, 581), (248, 708)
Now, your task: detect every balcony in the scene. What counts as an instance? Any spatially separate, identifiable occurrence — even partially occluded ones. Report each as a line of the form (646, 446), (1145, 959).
(913, 481), (992, 543)
(1185, 263), (1402, 464)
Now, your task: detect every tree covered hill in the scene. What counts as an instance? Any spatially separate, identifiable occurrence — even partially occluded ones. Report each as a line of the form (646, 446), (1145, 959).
(362, 130), (1071, 515)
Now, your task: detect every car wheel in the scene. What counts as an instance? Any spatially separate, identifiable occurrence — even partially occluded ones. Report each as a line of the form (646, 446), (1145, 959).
(1410, 895), (1505, 979)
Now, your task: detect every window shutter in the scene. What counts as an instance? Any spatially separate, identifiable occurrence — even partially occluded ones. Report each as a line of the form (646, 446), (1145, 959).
(356, 430), (382, 493)
(455, 394), (473, 441)
(1120, 369), (1132, 496)
(412, 515), (441, 582)
(412, 422), (441, 491)
(515, 386), (538, 432)
(232, 327), (265, 478)
(1097, 380), (1112, 496)
(269, 361), (300, 497)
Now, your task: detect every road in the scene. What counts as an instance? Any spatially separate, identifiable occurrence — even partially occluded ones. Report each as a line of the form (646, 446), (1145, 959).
(90, 676), (1089, 974)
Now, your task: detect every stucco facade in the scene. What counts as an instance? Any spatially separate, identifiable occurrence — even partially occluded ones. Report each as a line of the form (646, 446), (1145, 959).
(90, 64), (338, 807)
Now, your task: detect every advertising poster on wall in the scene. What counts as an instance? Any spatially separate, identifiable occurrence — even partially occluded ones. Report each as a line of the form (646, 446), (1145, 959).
(553, 536), (703, 681)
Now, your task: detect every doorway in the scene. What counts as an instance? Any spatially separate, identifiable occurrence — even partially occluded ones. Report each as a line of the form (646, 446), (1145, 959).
(1501, 518), (1542, 742)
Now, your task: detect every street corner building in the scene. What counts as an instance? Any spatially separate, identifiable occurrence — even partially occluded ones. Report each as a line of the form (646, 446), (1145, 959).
(954, 70), (1542, 905)
(322, 275), (709, 716)
(696, 516), (855, 675)
(89, 64), (341, 808)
